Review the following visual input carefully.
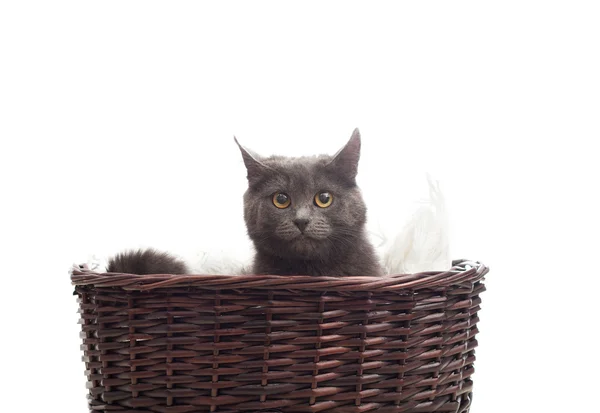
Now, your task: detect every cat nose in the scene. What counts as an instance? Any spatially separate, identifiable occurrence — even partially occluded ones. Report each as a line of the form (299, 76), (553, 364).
(293, 218), (309, 232)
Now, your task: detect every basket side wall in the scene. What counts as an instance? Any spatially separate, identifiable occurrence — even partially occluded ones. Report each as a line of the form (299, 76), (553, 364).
(77, 282), (484, 413)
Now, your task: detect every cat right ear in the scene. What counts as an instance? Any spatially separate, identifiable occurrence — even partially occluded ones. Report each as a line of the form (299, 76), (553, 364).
(327, 128), (361, 184)
(234, 137), (270, 186)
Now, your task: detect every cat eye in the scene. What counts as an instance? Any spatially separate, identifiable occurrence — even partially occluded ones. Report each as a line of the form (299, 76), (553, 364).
(272, 193), (291, 209)
(315, 192), (333, 208)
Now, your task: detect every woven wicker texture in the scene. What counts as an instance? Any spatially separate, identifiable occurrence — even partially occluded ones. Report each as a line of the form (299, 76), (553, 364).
(72, 259), (488, 413)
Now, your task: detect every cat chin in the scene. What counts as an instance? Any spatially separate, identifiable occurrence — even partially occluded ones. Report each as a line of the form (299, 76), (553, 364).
(257, 236), (324, 259)
(274, 232), (328, 242)
(286, 237), (328, 258)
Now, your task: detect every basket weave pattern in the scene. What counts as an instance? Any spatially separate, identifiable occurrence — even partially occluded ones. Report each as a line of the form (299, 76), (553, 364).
(72, 259), (488, 413)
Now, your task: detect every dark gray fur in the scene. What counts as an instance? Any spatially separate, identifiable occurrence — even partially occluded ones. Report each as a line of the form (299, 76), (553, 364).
(107, 248), (188, 275)
(237, 128), (382, 276)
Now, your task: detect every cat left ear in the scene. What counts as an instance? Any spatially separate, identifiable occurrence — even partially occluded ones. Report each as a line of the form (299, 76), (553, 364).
(328, 128), (361, 183)
(234, 137), (270, 186)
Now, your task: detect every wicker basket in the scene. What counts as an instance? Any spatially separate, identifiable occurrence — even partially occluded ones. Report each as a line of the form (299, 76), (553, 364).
(71, 259), (488, 413)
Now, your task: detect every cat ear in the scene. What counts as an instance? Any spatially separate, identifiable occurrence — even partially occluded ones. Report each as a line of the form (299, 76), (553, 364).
(328, 128), (361, 183)
(234, 137), (270, 186)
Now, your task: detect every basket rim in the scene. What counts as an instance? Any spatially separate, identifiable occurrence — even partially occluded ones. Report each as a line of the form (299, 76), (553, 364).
(71, 259), (488, 292)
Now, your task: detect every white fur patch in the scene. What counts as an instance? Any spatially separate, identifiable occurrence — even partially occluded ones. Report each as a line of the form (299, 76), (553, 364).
(382, 176), (450, 274)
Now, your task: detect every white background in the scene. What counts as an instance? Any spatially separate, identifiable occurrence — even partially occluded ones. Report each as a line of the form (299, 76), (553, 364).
(1, 1), (599, 412)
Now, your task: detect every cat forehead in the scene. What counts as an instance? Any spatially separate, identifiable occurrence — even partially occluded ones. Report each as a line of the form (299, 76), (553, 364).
(264, 154), (331, 168)
(261, 155), (335, 189)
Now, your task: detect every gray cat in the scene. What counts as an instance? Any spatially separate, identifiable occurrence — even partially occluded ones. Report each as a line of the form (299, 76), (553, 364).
(236, 128), (382, 276)
(107, 129), (382, 276)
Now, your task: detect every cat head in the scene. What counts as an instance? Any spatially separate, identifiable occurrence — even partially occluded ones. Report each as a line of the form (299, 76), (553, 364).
(236, 129), (368, 260)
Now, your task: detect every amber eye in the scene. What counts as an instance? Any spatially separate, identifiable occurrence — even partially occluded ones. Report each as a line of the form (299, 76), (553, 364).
(273, 193), (291, 209)
(315, 192), (333, 208)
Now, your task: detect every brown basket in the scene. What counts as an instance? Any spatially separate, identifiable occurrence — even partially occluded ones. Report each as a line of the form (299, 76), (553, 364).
(71, 259), (488, 413)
